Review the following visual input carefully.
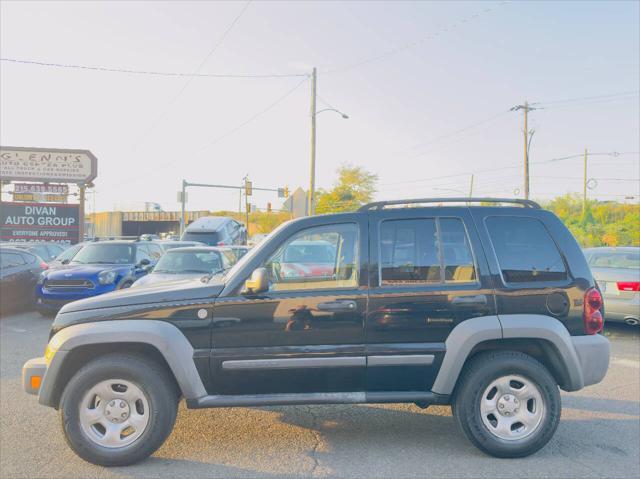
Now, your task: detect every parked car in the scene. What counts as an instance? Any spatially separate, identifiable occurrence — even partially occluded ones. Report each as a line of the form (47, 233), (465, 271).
(35, 240), (164, 315)
(131, 247), (233, 288)
(48, 242), (86, 268)
(0, 241), (65, 263)
(181, 216), (246, 246)
(1, 247), (48, 314)
(156, 240), (206, 251)
(248, 233), (269, 246)
(584, 246), (639, 326)
(23, 198), (610, 466)
(219, 245), (251, 264)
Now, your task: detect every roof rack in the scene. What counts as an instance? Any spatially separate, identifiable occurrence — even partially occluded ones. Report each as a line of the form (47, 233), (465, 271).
(358, 197), (541, 211)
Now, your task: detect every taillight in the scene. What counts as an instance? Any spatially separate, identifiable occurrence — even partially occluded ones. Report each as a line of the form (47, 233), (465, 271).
(617, 281), (640, 292)
(217, 242), (226, 246)
(40, 262), (49, 270)
(583, 288), (603, 335)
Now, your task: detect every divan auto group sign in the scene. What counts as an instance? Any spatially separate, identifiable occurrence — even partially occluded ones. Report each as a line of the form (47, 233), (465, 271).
(0, 146), (97, 183)
(0, 202), (80, 244)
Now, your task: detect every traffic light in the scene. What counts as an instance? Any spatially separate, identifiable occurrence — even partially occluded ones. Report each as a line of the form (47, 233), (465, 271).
(245, 180), (252, 196)
(266, 202), (272, 213)
(283, 186), (289, 198)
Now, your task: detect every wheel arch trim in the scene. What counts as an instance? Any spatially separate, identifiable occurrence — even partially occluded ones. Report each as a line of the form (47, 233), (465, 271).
(431, 314), (591, 395)
(39, 320), (206, 407)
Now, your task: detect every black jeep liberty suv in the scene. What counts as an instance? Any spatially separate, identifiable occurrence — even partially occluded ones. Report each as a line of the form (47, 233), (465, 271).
(23, 198), (610, 466)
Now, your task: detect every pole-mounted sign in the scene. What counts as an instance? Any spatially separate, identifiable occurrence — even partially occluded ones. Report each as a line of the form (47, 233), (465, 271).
(0, 146), (97, 183)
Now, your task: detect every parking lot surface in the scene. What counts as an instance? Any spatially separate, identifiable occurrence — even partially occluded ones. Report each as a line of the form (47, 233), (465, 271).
(1, 311), (638, 479)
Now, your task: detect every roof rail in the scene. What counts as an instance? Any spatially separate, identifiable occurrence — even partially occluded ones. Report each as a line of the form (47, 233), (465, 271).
(358, 197), (541, 211)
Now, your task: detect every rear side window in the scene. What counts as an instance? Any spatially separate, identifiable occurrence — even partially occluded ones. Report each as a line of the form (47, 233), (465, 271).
(1, 252), (26, 268)
(379, 217), (477, 286)
(486, 216), (567, 283)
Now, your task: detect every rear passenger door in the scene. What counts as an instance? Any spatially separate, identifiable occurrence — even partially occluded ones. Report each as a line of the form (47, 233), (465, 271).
(366, 208), (495, 392)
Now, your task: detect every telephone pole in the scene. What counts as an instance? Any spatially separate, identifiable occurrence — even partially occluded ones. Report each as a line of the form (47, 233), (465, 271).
(308, 67), (317, 216)
(583, 147), (588, 216)
(469, 174), (474, 197)
(511, 101), (537, 199)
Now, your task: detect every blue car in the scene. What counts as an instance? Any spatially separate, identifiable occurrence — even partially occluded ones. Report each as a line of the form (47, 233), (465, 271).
(35, 240), (163, 315)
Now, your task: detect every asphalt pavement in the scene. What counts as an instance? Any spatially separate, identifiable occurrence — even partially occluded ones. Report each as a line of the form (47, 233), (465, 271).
(1, 311), (638, 479)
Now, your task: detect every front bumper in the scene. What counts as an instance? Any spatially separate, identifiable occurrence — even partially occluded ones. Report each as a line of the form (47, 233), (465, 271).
(571, 334), (610, 388)
(22, 357), (47, 395)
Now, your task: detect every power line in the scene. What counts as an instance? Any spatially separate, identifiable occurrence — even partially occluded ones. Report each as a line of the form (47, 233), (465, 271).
(407, 110), (510, 153)
(322, 1), (508, 74)
(533, 90), (640, 106)
(132, 0), (254, 149)
(194, 77), (308, 155)
(118, 77), (308, 189)
(0, 57), (307, 79)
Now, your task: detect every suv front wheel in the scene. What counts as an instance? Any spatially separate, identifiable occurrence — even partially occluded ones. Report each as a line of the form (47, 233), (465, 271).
(59, 354), (178, 466)
(452, 350), (561, 458)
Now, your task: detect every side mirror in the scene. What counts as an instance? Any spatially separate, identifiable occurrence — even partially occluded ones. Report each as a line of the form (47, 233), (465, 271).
(242, 267), (268, 295)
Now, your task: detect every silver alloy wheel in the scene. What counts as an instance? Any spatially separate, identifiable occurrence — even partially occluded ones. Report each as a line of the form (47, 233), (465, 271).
(479, 374), (545, 441)
(79, 379), (150, 448)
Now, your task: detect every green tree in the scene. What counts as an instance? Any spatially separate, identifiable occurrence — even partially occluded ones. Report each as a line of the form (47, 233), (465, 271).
(545, 194), (639, 247)
(315, 165), (378, 214)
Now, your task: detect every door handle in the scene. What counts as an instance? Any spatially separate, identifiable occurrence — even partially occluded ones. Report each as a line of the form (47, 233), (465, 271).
(317, 300), (357, 312)
(451, 294), (487, 306)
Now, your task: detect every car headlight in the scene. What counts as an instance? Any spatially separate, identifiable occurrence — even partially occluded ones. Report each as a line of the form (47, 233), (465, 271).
(37, 271), (48, 285)
(98, 270), (117, 285)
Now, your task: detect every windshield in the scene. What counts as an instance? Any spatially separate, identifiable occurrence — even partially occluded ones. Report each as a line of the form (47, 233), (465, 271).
(71, 243), (135, 264)
(154, 250), (223, 274)
(181, 231), (220, 246)
(56, 243), (83, 262)
(589, 251), (640, 270)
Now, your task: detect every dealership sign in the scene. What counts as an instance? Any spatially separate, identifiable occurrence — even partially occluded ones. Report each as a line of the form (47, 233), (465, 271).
(0, 202), (80, 244)
(0, 146), (97, 183)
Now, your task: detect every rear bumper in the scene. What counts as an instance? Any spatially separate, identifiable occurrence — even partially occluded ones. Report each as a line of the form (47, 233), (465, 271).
(22, 357), (47, 395)
(571, 334), (610, 388)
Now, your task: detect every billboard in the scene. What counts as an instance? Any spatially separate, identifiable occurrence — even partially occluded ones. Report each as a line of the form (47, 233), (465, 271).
(0, 146), (97, 183)
(0, 202), (80, 245)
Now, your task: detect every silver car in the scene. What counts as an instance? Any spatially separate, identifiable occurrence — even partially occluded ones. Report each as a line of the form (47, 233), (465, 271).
(131, 247), (232, 289)
(584, 247), (640, 326)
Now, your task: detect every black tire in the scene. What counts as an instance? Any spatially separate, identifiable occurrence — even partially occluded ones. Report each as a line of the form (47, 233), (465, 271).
(452, 350), (561, 458)
(59, 354), (178, 466)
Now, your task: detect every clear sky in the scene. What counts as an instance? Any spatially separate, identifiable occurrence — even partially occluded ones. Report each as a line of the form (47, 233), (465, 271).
(1, 0), (638, 213)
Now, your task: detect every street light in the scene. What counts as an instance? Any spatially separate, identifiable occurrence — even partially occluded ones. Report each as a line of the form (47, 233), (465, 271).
(308, 67), (349, 216)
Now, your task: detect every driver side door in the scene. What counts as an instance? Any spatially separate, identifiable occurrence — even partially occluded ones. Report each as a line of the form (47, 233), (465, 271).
(209, 218), (368, 396)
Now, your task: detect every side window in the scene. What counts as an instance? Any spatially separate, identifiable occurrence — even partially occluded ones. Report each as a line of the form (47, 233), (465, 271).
(1, 252), (26, 268)
(380, 219), (441, 285)
(486, 216), (567, 283)
(263, 223), (359, 292)
(440, 218), (476, 283)
(135, 245), (152, 263)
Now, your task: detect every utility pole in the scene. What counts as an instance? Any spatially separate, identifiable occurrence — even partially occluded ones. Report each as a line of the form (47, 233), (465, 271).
(78, 184), (85, 241)
(469, 174), (474, 197)
(180, 179), (186, 236)
(583, 147), (588, 216)
(308, 67), (317, 216)
(511, 101), (537, 199)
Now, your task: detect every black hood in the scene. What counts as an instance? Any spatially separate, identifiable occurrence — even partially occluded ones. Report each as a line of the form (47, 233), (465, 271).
(51, 278), (224, 337)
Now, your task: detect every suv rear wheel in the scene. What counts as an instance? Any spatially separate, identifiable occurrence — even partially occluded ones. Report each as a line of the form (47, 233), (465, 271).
(452, 350), (561, 458)
(59, 354), (178, 466)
